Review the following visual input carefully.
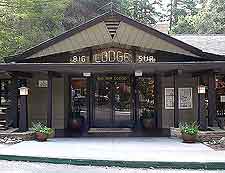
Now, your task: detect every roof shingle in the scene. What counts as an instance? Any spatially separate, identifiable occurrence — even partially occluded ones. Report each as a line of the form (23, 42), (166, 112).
(173, 35), (225, 56)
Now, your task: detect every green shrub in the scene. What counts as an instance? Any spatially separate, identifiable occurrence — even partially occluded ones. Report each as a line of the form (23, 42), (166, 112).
(179, 121), (199, 136)
(31, 122), (53, 136)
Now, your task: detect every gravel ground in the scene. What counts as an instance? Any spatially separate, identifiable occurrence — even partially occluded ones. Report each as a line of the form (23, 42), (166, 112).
(0, 160), (225, 173)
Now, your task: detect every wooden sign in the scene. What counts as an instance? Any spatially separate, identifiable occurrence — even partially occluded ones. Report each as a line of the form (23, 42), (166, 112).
(69, 48), (156, 64)
(93, 48), (133, 63)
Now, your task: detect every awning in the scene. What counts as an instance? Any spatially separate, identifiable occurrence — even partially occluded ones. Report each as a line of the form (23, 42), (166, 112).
(0, 62), (225, 74)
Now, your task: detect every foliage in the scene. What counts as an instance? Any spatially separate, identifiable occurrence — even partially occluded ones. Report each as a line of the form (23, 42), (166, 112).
(171, 0), (225, 34)
(31, 122), (53, 135)
(0, 0), (70, 60)
(63, 0), (164, 29)
(141, 109), (155, 119)
(179, 121), (199, 136)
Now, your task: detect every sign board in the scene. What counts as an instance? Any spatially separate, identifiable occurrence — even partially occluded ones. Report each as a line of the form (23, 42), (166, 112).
(70, 55), (90, 63)
(38, 80), (48, 88)
(97, 76), (128, 81)
(69, 48), (156, 64)
(93, 48), (133, 63)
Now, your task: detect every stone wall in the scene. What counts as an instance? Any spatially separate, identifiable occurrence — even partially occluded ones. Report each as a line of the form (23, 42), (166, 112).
(170, 127), (225, 142)
(0, 131), (35, 141)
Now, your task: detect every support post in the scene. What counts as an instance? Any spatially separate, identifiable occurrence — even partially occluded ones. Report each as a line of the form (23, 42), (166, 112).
(155, 74), (162, 128)
(198, 76), (207, 130)
(8, 76), (18, 128)
(47, 72), (53, 128)
(19, 89), (28, 132)
(208, 71), (216, 127)
(173, 72), (179, 128)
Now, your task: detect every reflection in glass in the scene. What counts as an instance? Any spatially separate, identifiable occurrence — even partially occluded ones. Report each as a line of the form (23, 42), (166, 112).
(94, 80), (112, 126)
(71, 79), (87, 120)
(114, 81), (131, 126)
(137, 78), (155, 118)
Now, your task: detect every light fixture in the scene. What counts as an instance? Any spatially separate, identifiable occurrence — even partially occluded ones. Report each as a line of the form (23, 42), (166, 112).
(83, 72), (91, 77)
(198, 85), (206, 94)
(19, 87), (29, 96)
(135, 71), (142, 77)
(220, 96), (225, 103)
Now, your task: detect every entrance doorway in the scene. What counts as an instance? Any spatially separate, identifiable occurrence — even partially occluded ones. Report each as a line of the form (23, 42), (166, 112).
(93, 75), (133, 128)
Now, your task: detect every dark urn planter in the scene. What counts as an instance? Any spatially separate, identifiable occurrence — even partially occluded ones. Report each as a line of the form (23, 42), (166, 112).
(70, 117), (84, 130)
(142, 118), (155, 129)
(182, 133), (197, 143)
(70, 111), (84, 130)
(35, 132), (48, 142)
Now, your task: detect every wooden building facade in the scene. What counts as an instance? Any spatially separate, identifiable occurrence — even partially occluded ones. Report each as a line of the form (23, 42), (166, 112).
(1, 11), (225, 136)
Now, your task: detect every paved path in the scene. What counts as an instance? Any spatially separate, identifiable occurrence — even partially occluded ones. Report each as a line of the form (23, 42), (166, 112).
(0, 137), (224, 163)
(0, 160), (224, 173)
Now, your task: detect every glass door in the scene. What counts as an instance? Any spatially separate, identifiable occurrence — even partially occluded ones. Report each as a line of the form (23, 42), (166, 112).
(113, 80), (132, 127)
(93, 75), (132, 128)
(70, 78), (88, 124)
(94, 79), (113, 127)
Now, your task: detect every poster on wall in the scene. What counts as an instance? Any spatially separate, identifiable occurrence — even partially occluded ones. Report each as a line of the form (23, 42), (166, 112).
(178, 88), (192, 109)
(165, 88), (193, 109)
(165, 88), (174, 109)
(38, 80), (48, 88)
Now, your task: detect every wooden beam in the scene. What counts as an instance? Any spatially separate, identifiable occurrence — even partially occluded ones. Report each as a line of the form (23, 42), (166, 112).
(198, 76), (207, 130)
(208, 71), (216, 126)
(8, 71), (32, 78)
(47, 72), (53, 128)
(192, 70), (215, 77)
(19, 84), (28, 132)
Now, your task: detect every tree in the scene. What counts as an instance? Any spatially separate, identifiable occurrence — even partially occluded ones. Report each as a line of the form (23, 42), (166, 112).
(0, 0), (70, 60)
(172, 0), (225, 34)
(168, 0), (200, 30)
(63, 0), (164, 30)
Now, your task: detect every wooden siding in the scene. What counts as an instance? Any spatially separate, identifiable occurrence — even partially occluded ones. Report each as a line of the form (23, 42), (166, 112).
(28, 74), (65, 129)
(161, 74), (198, 128)
(28, 74), (48, 126)
(29, 22), (112, 59)
(26, 18), (199, 60)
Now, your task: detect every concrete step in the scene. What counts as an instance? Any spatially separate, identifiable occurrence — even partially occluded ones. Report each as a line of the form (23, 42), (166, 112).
(88, 128), (133, 133)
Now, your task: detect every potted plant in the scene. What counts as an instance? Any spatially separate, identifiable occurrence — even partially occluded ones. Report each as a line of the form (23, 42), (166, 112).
(179, 121), (199, 143)
(140, 109), (155, 129)
(31, 122), (54, 142)
(70, 111), (85, 130)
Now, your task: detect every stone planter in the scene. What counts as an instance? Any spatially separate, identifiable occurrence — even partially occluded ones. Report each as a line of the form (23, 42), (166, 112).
(35, 132), (48, 142)
(182, 133), (197, 143)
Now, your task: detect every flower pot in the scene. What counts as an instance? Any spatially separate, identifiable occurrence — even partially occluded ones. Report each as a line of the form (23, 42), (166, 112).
(35, 132), (48, 142)
(182, 133), (197, 143)
(48, 129), (55, 138)
(142, 118), (155, 129)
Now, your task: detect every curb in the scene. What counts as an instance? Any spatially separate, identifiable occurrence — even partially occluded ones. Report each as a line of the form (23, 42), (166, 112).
(0, 154), (225, 170)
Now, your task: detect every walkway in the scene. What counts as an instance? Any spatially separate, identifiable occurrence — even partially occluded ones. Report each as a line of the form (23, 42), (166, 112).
(0, 137), (224, 169)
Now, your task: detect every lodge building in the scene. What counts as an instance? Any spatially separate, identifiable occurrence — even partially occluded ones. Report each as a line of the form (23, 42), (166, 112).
(1, 11), (225, 136)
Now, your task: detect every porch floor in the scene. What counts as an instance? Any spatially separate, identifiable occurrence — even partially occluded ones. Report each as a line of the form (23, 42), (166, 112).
(0, 137), (225, 163)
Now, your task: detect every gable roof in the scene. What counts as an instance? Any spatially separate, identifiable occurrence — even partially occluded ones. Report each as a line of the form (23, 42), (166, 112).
(174, 35), (225, 56)
(5, 10), (222, 63)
